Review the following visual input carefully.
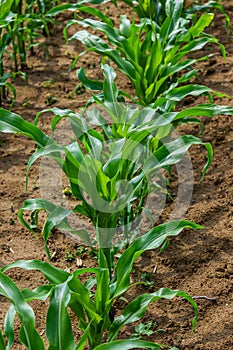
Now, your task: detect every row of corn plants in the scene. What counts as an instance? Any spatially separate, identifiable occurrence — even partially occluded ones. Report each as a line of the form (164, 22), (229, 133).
(0, 0), (232, 349)
(0, 0), (58, 107)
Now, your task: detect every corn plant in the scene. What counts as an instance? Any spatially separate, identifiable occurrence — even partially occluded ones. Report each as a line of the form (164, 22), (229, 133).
(0, 220), (199, 349)
(76, 63), (232, 149)
(0, 37), (16, 107)
(48, 0), (228, 24)
(1, 64), (233, 250)
(0, 0), (59, 106)
(105, 0), (228, 26)
(1, 62), (233, 239)
(22, 0), (59, 54)
(0, 94), (224, 345)
(0, 0), (28, 71)
(30, 0), (60, 14)
(0, 4), (15, 104)
(0, 0), (56, 72)
(185, 1), (229, 32)
(0, 66), (206, 348)
(0, 7), (27, 106)
(77, 61), (213, 115)
(0, 101), (229, 350)
(0, 62), (221, 253)
(63, 1), (225, 108)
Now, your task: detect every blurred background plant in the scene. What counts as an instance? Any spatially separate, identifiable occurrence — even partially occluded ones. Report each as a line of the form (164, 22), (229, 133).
(0, 0), (57, 106)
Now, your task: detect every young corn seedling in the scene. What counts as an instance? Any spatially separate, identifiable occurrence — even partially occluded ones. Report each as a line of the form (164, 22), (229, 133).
(0, 0), (57, 72)
(63, 2), (224, 108)
(1, 63), (233, 250)
(104, 0), (229, 27)
(0, 4), (27, 106)
(0, 221), (199, 349)
(0, 63), (220, 253)
(22, 0), (60, 54)
(0, 71), (24, 107)
(0, 103), (211, 252)
(31, 0), (60, 14)
(0, 78), (204, 350)
(0, 101), (225, 349)
(48, 0), (229, 25)
(0, 0), (28, 71)
(0, 3), (14, 105)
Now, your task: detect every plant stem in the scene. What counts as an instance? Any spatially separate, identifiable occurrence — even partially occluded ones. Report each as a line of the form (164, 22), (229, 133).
(102, 247), (112, 277)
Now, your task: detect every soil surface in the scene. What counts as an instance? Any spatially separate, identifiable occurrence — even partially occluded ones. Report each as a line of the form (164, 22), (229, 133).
(0, 2), (233, 349)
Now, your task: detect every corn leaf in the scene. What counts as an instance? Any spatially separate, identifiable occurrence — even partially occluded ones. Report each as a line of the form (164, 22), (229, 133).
(77, 67), (103, 91)
(109, 288), (197, 340)
(69, 30), (137, 80)
(75, 322), (93, 350)
(112, 220), (202, 298)
(163, 84), (212, 102)
(0, 109), (52, 147)
(18, 198), (92, 256)
(0, 33), (11, 58)
(2, 305), (17, 350)
(165, 0), (184, 19)
(0, 0), (16, 16)
(1, 260), (101, 323)
(47, 283), (75, 350)
(0, 330), (6, 350)
(188, 13), (214, 39)
(144, 134), (213, 181)
(1, 260), (69, 283)
(22, 285), (53, 302)
(0, 273), (44, 350)
(3, 304), (15, 350)
(95, 250), (110, 317)
(102, 64), (118, 103)
(93, 339), (177, 350)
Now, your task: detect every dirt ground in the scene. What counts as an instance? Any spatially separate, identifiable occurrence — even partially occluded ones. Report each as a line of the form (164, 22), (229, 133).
(0, 1), (232, 349)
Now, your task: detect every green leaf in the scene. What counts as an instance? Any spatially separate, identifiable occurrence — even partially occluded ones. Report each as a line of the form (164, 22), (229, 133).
(18, 198), (92, 257)
(144, 135), (213, 181)
(23, 285), (53, 302)
(177, 37), (217, 59)
(77, 67), (103, 91)
(93, 339), (178, 349)
(102, 64), (118, 104)
(4, 304), (16, 350)
(119, 15), (130, 38)
(0, 33), (11, 58)
(75, 322), (93, 350)
(0, 109), (52, 147)
(188, 13), (214, 39)
(165, 0), (184, 20)
(70, 30), (136, 80)
(112, 220), (202, 298)
(0, 273), (44, 350)
(164, 84), (212, 101)
(95, 250), (110, 315)
(1, 260), (70, 284)
(108, 288), (197, 341)
(47, 283), (75, 350)
(0, 1), (16, 19)
(48, 1), (111, 17)
(1, 260), (101, 324)
(145, 34), (162, 85)
(0, 329), (6, 350)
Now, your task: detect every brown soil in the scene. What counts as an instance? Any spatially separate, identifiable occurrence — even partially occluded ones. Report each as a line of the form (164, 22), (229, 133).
(0, 2), (233, 349)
